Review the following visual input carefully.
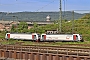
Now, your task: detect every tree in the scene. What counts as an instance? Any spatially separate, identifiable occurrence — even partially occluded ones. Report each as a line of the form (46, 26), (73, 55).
(11, 22), (28, 33)
(33, 22), (38, 33)
(11, 24), (17, 32)
(18, 22), (28, 33)
(81, 13), (90, 19)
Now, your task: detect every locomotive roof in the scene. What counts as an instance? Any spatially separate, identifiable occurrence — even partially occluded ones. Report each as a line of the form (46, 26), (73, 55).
(42, 33), (80, 35)
(6, 33), (39, 35)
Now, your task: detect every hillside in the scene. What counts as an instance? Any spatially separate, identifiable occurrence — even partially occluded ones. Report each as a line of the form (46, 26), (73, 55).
(0, 11), (84, 21)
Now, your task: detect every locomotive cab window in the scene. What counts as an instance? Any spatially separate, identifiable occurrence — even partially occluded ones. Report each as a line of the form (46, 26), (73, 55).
(42, 35), (46, 40)
(34, 35), (36, 39)
(76, 35), (78, 40)
(42, 35), (44, 40)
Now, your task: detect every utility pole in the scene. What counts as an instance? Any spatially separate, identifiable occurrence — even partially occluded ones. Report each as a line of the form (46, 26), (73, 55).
(72, 10), (74, 33)
(59, 0), (62, 33)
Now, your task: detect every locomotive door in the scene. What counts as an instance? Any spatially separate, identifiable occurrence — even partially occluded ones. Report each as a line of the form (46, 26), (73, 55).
(7, 34), (10, 39)
(73, 35), (78, 41)
(32, 35), (36, 40)
(42, 35), (46, 41)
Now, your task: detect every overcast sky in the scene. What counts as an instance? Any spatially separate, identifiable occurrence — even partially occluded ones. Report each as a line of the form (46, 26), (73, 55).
(0, 0), (90, 13)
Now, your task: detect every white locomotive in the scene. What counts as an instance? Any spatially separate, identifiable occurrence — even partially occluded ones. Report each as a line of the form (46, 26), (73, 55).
(40, 33), (83, 42)
(5, 33), (40, 41)
(5, 33), (83, 42)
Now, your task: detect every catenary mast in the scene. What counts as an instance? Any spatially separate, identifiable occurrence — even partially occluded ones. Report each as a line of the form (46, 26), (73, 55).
(59, 0), (62, 33)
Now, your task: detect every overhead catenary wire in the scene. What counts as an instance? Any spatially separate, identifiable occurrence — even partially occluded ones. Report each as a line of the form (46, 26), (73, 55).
(0, 0), (44, 6)
(0, 2), (35, 6)
(0, 0), (56, 12)
(0, 0), (64, 21)
(35, 0), (55, 12)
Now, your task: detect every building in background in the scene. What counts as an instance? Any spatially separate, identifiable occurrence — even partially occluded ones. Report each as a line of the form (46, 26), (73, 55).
(0, 20), (54, 31)
(0, 15), (54, 31)
(0, 21), (18, 31)
(46, 15), (51, 21)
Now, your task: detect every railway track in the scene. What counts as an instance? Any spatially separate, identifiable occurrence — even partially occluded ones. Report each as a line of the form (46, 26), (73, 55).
(0, 44), (90, 56)
(61, 44), (90, 47)
(16, 42), (90, 47)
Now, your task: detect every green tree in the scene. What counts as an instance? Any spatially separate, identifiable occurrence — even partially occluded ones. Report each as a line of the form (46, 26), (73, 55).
(11, 24), (17, 32)
(81, 13), (90, 19)
(18, 22), (28, 29)
(12, 22), (28, 33)
(11, 24), (15, 32)
(18, 22), (28, 33)
(33, 22), (38, 33)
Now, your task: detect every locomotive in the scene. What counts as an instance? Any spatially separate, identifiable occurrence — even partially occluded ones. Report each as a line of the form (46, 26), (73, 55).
(40, 33), (83, 42)
(5, 33), (40, 41)
(5, 33), (83, 42)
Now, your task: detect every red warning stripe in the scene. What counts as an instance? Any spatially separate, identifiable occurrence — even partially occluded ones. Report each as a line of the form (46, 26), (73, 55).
(32, 35), (34, 39)
(44, 35), (46, 40)
(74, 35), (76, 40)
